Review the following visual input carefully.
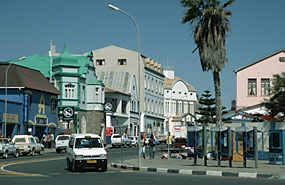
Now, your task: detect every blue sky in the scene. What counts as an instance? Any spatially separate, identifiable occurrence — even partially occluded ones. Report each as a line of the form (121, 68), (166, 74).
(1, 0), (285, 109)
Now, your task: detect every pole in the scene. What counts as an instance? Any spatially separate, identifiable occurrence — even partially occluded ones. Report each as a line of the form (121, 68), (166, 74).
(203, 125), (207, 166)
(49, 40), (53, 83)
(228, 127), (232, 167)
(254, 127), (258, 168)
(108, 4), (142, 167)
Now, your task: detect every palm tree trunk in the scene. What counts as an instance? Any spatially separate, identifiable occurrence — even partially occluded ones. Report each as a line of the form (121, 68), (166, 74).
(213, 71), (222, 126)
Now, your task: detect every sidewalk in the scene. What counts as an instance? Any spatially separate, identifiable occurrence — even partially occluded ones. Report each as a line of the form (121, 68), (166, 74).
(111, 153), (285, 179)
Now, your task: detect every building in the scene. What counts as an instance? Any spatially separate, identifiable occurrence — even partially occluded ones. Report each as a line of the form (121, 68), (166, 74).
(92, 45), (164, 137)
(235, 49), (285, 110)
(0, 63), (60, 139)
(97, 71), (139, 144)
(163, 66), (197, 138)
(7, 45), (105, 136)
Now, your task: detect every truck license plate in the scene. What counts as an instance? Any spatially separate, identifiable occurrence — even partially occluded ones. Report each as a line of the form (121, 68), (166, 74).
(87, 160), (97, 163)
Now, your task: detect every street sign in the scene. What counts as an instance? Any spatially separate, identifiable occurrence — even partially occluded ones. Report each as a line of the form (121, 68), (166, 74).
(63, 107), (74, 120)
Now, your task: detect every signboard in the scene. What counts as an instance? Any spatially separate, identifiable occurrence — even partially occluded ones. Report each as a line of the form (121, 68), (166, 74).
(106, 126), (114, 136)
(3, 113), (18, 123)
(63, 107), (74, 120)
(23, 94), (29, 124)
(35, 116), (48, 125)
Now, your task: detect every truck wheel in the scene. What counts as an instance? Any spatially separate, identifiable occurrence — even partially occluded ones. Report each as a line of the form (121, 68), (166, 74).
(30, 149), (35, 156)
(66, 159), (72, 171)
(14, 149), (19, 158)
(3, 150), (8, 159)
(39, 148), (44, 155)
(101, 163), (107, 172)
(72, 160), (78, 172)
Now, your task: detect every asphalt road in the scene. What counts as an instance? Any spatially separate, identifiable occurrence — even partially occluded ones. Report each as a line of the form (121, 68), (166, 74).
(0, 147), (284, 185)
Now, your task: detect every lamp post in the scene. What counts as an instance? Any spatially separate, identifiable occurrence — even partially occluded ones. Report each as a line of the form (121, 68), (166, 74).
(108, 4), (142, 166)
(4, 57), (26, 138)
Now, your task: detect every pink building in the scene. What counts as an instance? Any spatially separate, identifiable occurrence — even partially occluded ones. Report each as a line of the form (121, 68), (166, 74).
(235, 49), (285, 110)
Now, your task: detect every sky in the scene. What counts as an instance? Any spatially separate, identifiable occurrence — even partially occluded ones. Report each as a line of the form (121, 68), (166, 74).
(1, 0), (285, 110)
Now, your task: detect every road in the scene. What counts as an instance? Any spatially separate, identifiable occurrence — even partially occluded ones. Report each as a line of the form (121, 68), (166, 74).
(0, 147), (284, 185)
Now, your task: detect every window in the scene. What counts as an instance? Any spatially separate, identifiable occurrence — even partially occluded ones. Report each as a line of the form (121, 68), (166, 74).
(248, 79), (257, 96)
(65, 83), (75, 99)
(118, 59), (127, 65)
(96, 59), (105, 65)
(82, 86), (86, 103)
(51, 99), (57, 114)
(122, 100), (127, 114)
(95, 87), (99, 102)
(261, 78), (270, 96)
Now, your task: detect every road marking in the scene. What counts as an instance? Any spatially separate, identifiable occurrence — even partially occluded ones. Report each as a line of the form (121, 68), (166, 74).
(0, 156), (65, 177)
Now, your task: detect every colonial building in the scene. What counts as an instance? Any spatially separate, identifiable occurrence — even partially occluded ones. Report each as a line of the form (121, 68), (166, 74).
(163, 66), (197, 138)
(235, 49), (285, 110)
(7, 45), (105, 136)
(92, 45), (164, 137)
(0, 63), (60, 139)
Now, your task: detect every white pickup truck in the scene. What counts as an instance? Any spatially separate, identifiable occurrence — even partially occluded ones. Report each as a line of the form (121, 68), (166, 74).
(111, 134), (131, 148)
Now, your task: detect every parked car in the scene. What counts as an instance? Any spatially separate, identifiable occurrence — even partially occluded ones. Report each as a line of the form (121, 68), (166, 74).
(145, 135), (160, 145)
(12, 135), (44, 156)
(66, 133), (107, 172)
(111, 134), (131, 148)
(55, 135), (70, 153)
(129, 136), (138, 147)
(0, 138), (20, 158)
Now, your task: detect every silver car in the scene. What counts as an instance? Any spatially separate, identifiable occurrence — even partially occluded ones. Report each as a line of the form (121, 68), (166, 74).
(0, 138), (20, 158)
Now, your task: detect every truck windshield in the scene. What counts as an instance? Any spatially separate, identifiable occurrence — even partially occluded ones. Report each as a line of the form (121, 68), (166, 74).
(74, 138), (103, 148)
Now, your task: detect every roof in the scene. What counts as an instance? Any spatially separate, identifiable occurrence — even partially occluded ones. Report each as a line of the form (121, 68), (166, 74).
(53, 44), (79, 67)
(7, 49), (95, 79)
(0, 62), (60, 95)
(234, 49), (285, 73)
(97, 71), (131, 94)
(164, 76), (196, 92)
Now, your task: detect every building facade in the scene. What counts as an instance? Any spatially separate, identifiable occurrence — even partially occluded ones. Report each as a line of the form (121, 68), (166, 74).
(0, 63), (60, 139)
(163, 66), (197, 138)
(97, 71), (139, 144)
(92, 45), (164, 137)
(8, 45), (105, 136)
(235, 49), (285, 110)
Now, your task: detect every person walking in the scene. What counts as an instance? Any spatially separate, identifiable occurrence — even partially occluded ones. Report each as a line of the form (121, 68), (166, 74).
(149, 134), (156, 159)
(42, 133), (47, 148)
(141, 135), (145, 159)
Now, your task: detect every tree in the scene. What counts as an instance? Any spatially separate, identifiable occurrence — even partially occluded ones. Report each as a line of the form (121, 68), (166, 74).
(197, 90), (230, 125)
(181, 0), (234, 125)
(265, 72), (285, 121)
(196, 90), (216, 125)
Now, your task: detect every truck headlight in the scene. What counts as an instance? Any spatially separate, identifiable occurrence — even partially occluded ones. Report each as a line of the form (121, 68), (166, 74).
(75, 155), (84, 159)
(100, 154), (107, 158)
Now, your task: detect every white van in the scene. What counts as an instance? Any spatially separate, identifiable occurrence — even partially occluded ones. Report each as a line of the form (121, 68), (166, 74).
(66, 134), (107, 172)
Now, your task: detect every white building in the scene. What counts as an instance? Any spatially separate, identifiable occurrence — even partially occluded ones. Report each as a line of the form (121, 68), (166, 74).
(163, 66), (197, 138)
(92, 45), (164, 137)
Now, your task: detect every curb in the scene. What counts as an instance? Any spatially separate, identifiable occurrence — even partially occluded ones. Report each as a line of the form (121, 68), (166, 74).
(111, 163), (276, 179)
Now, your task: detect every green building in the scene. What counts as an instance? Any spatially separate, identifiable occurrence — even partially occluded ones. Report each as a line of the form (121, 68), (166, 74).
(10, 45), (105, 136)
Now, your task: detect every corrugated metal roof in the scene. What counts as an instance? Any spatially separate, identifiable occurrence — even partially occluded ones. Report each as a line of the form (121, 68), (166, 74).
(0, 62), (60, 95)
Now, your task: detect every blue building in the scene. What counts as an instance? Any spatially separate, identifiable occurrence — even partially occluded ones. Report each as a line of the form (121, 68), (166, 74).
(0, 62), (60, 139)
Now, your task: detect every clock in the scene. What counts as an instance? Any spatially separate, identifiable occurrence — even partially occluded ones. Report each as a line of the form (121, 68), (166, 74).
(63, 107), (74, 118)
(104, 102), (113, 112)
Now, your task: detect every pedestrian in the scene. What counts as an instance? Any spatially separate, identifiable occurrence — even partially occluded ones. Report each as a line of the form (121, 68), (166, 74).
(42, 133), (47, 148)
(47, 133), (52, 149)
(141, 135), (145, 159)
(149, 134), (156, 159)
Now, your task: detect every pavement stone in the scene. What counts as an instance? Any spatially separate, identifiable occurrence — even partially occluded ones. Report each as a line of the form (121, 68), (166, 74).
(111, 154), (285, 179)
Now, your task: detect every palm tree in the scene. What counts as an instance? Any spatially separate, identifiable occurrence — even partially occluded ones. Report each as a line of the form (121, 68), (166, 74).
(181, 0), (234, 125)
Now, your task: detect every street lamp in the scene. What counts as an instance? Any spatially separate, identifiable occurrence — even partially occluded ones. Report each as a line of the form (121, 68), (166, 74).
(4, 56), (26, 138)
(108, 4), (142, 166)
